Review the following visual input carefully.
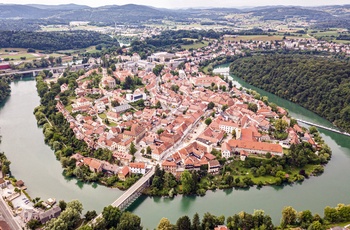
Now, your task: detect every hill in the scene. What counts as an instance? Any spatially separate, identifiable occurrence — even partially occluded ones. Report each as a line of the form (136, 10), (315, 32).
(230, 54), (350, 132)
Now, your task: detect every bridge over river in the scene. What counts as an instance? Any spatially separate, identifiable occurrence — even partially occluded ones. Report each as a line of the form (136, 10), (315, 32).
(92, 167), (155, 223)
(296, 119), (350, 137)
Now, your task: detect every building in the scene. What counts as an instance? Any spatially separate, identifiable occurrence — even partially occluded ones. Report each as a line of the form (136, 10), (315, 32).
(223, 139), (283, 157)
(208, 160), (221, 174)
(39, 206), (61, 224)
(129, 162), (146, 174)
(126, 91), (147, 102)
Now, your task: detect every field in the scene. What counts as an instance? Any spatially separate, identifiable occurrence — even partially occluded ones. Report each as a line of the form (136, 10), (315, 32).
(0, 48), (45, 61)
(181, 41), (209, 50)
(224, 35), (285, 42)
(0, 48), (65, 62)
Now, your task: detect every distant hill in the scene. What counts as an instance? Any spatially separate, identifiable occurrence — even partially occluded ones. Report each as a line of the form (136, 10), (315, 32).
(26, 3), (90, 10)
(0, 3), (348, 27)
(250, 7), (334, 21)
(0, 4), (51, 19)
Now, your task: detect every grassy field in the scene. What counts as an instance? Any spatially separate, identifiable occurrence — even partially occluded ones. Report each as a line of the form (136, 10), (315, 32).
(332, 39), (350, 44)
(0, 48), (45, 61)
(181, 41), (209, 50)
(225, 35), (285, 42)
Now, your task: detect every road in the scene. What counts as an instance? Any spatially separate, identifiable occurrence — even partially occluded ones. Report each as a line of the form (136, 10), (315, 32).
(0, 196), (21, 230)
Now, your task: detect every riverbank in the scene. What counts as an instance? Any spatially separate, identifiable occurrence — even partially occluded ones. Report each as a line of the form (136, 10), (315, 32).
(0, 70), (350, 229)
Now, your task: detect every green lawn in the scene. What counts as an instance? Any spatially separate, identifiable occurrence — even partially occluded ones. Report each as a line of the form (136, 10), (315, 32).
(332, 39), (350, 44)
(65, 105), (72, 113)
(98, 113), (107, 119)
(181, 41), (209, 50)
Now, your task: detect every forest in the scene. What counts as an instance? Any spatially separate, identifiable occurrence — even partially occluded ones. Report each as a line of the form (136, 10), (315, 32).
(0, 77), (11, 104)
(230, 54), (350, 132)
(0, 30), (119, 51)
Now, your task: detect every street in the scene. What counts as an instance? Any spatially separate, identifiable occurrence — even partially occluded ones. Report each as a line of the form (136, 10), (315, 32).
(0, 196), (21, 230)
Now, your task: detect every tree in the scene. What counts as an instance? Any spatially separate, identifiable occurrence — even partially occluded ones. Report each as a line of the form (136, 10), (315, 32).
(297, 210), (313, 228)
(248, 103), (258, 112)
(58, 200), (67, 211)
(205, 118), (212, 126)
(146, 146), (152, 155)
(156, 101), (162, 109)
(192, 213), (201, 230)
(324, 206), (339, 223)
(26, 219), (41, 230)
(153, 64), (164, 76)
(222, 104), (228, 112)
(309, 126), (318, 134)
(84, 210), (97, 221)
(129, 142), (137, 155)
(110, 64), (116, 71)
(157, 217), (173, 230)
(176, 216), (191, 230)
(181, 170), (195, 195)
(46, 200), (83, 229)
(207, 102), (215, 110)
(112, 100), (120, 107)
(281, 206), (297, 226)
(308, 221), (324, 230)
(117, 211), (142, 230)
(102, 205), (121, 228)
(275, 119), (288, 132)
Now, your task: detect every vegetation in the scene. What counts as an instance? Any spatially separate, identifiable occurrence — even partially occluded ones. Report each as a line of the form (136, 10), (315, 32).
(0, 30), (119, 51)
(145, 123), (330, 197)
(0, 77), (11, 104)
(33, 71), (135, 189)
(230, 54), (350, 132)
(153, 203), (350, 230)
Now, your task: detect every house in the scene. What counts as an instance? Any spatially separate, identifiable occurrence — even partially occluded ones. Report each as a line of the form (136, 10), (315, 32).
(60, 83), (69, 92)
(88, 159), (103, 173)
(208, 160), (221, 174)
(39, 206), (61, 224)
(226, 139), (283, 156)
(113, 152), (132, 165)
(118, 166), (130, 181)
(162, 160), (177, 175)
(129, 162), (146, 174)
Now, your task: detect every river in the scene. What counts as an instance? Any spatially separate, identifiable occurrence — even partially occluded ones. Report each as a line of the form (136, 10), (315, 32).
(0, 69), (350, 229)
(0, 79), (123, 214)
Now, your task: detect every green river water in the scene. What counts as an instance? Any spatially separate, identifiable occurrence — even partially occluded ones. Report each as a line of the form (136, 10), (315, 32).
(0, 67), (349, 228)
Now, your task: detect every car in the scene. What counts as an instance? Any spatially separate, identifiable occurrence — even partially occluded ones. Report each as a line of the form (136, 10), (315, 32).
(22, 198), (26, 200)
(7, 191), (12, 194)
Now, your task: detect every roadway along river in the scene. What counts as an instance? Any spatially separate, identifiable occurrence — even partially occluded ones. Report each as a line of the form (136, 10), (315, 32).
(0, 70), (350, 229)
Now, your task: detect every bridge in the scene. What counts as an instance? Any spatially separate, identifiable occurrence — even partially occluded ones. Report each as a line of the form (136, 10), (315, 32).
(296, 119), (350, 137)
(0, 63), (89, 77)
(92, 167), (155, 223)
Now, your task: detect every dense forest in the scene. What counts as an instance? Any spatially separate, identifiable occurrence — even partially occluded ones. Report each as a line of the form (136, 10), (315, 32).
(0, 30), (119, 51)
(230, 54), (350, 132)
(0, 77), (11, 104)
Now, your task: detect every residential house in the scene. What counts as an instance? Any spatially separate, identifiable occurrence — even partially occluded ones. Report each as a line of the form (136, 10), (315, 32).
(118, 166), (130, 181)
(129, 162), (146, 174)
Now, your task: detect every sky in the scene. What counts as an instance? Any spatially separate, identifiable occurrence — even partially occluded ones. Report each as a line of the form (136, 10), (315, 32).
(0, 0), (349, 8)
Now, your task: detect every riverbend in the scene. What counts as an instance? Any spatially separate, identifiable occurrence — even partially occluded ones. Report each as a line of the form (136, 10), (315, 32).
(1, 74), (350, 229)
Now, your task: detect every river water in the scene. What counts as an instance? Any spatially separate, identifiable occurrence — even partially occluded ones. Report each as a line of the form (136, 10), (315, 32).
(0, 68), (350, 228)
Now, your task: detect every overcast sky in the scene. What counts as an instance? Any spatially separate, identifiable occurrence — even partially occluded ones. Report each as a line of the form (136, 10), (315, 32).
(0, 0), (349, 8)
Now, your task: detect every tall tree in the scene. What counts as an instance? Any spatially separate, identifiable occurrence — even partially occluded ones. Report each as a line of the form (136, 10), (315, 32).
(176, 215), (191, 230)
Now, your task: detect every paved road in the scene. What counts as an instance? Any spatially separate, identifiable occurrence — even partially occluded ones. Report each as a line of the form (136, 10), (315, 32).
(0, 196), (21, 230)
